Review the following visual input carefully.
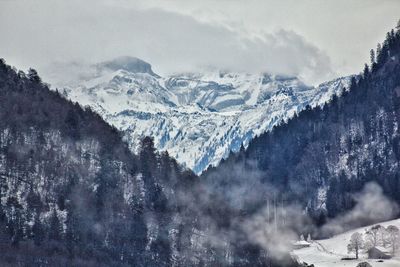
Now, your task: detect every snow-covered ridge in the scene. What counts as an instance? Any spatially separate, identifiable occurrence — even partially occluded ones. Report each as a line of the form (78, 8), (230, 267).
(58, 57), (352, 174)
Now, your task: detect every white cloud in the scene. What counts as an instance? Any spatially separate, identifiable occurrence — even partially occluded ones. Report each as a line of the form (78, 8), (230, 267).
(130, 0), (400, 78)
(0, 0), (399, 85)
(322, 182), (399, 237)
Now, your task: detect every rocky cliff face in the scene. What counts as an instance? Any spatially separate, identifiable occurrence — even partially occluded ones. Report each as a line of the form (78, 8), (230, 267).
(59, 57), (352, 174)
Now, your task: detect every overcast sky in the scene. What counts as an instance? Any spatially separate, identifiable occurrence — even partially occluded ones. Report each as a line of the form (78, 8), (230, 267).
(0, 0), (399, 85)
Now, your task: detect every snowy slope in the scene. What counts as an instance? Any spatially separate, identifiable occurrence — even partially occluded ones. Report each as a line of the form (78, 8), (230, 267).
(58, 57), (352, 174)
(293, 219), (400, 267)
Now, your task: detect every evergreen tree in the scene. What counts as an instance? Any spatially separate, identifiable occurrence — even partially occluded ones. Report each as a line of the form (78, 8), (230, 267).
(65, 208), (77, 256)
(64, 109), (80, 139)
(376, 43), (382, 65)
(363, 63), (370, 77)
(48, 210), (61, 241)
(370, 49), (375, 64)
(26, 188), (43, 213)
(129, 211), (148, 265)
(6, 197), (24, 247)
(139, 136), (157, 178)
(150, 228), (172, 267)
(347, 232), (364, 259)
(32, 213), (45, 246)
(27, 68), (41, 84)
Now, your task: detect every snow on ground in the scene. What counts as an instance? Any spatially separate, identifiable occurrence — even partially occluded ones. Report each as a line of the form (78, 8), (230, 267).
(292, 218), (400, 267)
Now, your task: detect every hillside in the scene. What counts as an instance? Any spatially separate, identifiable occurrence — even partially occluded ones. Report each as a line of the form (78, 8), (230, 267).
(0, 59), (300, 266)
(293, 218), (400, 267)
(0, 59), (191, 266)
(202, 26), (400, 229)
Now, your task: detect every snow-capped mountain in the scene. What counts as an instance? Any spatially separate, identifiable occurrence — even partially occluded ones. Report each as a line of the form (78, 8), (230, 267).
(59, 56), (352, 174)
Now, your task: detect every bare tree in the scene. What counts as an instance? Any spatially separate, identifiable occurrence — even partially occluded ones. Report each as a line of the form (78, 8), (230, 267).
(379, 226), (389, 248)
(386, 225), (400, 255)
(306, 233), (312, 242)
(365, 225), (382, 248)
(348, 232), (364, 259)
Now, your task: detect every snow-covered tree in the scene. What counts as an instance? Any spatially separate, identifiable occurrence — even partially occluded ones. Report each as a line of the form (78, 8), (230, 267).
(300, 234), (305, 241)
(379, 227), (389, 248)
(365, 225), (382, 248)
(306, 233), (312, 242)
(386, 225), (400, 255)
(347, 232), (364, 259)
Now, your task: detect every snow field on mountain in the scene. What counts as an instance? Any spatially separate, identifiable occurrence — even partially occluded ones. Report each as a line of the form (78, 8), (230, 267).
(59, 57), (352, 173)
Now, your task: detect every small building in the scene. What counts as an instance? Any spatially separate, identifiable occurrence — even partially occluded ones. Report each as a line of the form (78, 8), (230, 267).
(367, 247), (391, 259)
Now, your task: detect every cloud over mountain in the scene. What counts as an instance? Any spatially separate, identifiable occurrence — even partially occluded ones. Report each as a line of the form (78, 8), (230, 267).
(1, 0), (333, 84)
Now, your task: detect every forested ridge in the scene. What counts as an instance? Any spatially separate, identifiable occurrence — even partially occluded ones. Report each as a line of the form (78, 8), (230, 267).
(0, 60), (196, 266)
(203, 24), (400, 229)
(0, 59), (298, 266)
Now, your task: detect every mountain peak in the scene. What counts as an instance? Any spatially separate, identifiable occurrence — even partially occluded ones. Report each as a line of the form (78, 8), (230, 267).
(63, 60), (353, 174)
(98, 56), (160, 77)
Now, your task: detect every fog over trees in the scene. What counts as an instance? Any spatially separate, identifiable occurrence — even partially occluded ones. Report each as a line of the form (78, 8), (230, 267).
(203, 25), (400, 231)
